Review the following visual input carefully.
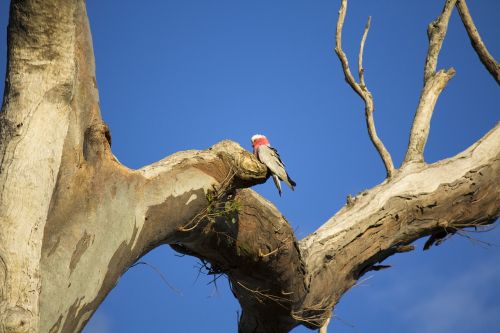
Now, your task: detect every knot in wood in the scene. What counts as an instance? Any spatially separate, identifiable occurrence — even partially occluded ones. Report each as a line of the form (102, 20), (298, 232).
(2, 306), (32, 333)
(83, 122), (111, 162)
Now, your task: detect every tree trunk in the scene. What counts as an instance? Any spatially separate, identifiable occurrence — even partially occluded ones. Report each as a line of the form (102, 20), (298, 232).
(0, 1), (498, 333)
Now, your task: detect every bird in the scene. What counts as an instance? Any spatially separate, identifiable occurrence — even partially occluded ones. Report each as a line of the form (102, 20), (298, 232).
(251, 134), (296, 196)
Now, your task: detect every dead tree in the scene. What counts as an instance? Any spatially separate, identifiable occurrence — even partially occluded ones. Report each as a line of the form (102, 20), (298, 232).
(0, 0), (498, 332)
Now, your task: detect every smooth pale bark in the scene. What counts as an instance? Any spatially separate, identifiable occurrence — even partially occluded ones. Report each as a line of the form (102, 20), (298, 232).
(0, 1), (498, 333)
(0, 1), (82, 331)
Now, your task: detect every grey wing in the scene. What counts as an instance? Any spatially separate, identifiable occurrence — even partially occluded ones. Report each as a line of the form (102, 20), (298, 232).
(258, 145), (294, 190)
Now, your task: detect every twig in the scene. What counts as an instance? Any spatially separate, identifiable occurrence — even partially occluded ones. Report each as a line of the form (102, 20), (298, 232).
(258, 247), (279, 258)
(128, 261), (182, 295)
(291, 297), (332, 328)
(180, 167), (236, 231)
(335, 0), (395, 178)
(258, 233), (294, 258)
(456, 0), (500, 84)
(456, 229), (500, 248)
(236, 281), (291, 307)
(358, 16), (371, 87)
(331, 314), (357, 330)
(353, 274), (374, 288)
(403, 0), (457, 165)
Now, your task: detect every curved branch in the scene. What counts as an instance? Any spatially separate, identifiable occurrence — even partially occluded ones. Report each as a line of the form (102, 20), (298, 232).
(456, 0), (500, 84)
(1, 1), (498, 333)
(40, 140), (268, 332)
(335, 0), (395, 178)
(202, 124), (500, 333)
(173, 189), (307, 333)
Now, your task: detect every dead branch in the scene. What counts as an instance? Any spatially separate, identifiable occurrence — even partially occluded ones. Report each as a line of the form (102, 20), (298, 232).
(404, 68), (456, 165)
(358, 16), (371, 87)
(299, 124), (499, 330)
(423, 0), (457, 82)
(404, 0), (457, 165)
(456, 0), (500, 84)
(1, 1), (498, 333)
(335, 0), (395, 178)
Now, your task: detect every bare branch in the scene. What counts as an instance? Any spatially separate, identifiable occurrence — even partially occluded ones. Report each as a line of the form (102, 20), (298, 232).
(424, 0), (457, 82)
(335, 0), (363, 98)
(456, 0), (500, 84)
(358, 16), (371, 87)
(335, 0), (395, 178)
(300, 124), (500, 327)
(404, 0), (457, 165)
(2, 1), (498, 332)
(404, 68), (456, 164)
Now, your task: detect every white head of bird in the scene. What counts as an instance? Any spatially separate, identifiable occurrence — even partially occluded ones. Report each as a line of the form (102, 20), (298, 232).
(251, 134), (270, 153)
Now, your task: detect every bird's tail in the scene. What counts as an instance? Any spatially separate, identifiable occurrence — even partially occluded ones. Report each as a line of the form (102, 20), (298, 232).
(272, 174), (282, 196)
(284, 174), (296, 191)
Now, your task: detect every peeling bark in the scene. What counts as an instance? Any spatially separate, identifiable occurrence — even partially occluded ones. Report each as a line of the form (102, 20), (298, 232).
(0, 1), (498, 333)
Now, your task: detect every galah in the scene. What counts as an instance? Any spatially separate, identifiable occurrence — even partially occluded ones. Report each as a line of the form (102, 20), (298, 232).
(251, 134), (296, 196)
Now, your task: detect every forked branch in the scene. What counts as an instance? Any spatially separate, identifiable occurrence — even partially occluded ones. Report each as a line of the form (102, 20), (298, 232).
(335, 0), (395, 178)
(404, 0), (457, 165)
(1, 1), (498, 333)
(456, 0), (500, 84)
(423, 0), (457, 82)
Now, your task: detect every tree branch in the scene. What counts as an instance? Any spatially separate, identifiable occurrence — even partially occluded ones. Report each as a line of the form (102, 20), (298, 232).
(335, 0), (395, 178)
(172, 189), (308, 333)
(40, 140), (269, 333)
(218, 122), (500, 332)
(456, 0), (500, 84)
(404, 0), (457, 165)
(423, 0), (457, 82)
(403, 68), (455, 164)
(357, 16), (371, 87)
(1, 1), (499, 333)
(296, 122), (500, 328)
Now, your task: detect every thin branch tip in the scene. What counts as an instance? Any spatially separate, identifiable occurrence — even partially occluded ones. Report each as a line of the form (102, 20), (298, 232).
(358, 16), (371, 86)
(456, 0), (500, 84)
(335, 0), (395, 178)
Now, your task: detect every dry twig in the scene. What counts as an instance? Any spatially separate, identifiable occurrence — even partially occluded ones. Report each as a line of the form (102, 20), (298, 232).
(335, 0), (395, 178)
(180, 167), (237, 231)
(291, 297), (332, 328)
(128, 261), (182, 295)
(236, 281), (291, 306)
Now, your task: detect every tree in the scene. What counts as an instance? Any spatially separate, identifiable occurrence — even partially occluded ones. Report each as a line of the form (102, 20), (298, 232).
(0, 0), (498, 332)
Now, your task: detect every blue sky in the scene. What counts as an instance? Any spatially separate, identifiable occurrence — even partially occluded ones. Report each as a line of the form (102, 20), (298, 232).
(1, 1), (499, 332)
